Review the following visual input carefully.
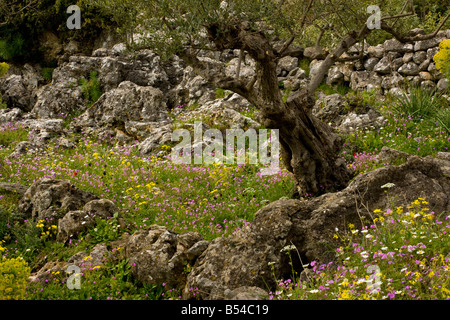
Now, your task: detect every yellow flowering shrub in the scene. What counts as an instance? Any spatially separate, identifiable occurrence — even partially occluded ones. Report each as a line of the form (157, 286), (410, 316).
(0, 62), (9, 77)
(0, 257), (31, 300)
(433, 39), (450, 79)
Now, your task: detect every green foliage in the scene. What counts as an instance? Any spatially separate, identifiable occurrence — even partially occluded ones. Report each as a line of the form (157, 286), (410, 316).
(436, 108), (450, 134)
(0, 95), (6, 110)
(0, 125), (28, 147)
(0, 34), (26, 61)
(0, 0), (117, 63)
(215, 88), (228, 99)
(42, 67), (55, 83)
(79, 71), (102, 106)
(298, 58), (311, 77)
(87, 213), (122, 245)
(0, 257), (31, 300)
(433, 39), (450, 80)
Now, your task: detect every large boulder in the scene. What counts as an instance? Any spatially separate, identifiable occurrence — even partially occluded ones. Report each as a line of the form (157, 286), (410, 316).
(31, 49), (175, 119)
(183, 156), (450, 299)
(0, 75), (34, 111)
(71, 81), (171, 140)
(125, 225), (209, 288)
(57, 199), (120, 243)
(18, 179), (99, 222)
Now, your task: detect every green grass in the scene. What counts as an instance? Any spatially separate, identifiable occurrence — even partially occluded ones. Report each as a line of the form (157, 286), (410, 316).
(343, 87), (450, 159)
(0, 123), (28, 147)
(393, 86), (446, 121)
(298, 58), (311, 77)
(42, 68), (55, 84)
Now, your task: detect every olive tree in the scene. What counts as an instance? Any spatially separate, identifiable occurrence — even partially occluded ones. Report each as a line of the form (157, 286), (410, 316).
(95, 0), (449, 196)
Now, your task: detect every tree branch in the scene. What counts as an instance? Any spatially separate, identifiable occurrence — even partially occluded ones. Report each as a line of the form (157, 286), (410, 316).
(307, 24), (370, 96)
(381, 11), (450, 42)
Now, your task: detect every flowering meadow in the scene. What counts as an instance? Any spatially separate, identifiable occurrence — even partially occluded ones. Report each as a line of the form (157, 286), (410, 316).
(0, 86), (449, 300)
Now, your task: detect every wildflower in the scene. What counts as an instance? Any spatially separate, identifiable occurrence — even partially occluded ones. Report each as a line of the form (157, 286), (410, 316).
(361, 251), (369, 259)
(381, 183), (395, 189)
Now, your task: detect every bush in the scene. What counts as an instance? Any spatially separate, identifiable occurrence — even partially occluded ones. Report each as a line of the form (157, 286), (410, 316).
(0, 62), (9, 77)
(0, 34), (26, 61)
(0, 257), (31, 300)
(434, 39), (450, 80)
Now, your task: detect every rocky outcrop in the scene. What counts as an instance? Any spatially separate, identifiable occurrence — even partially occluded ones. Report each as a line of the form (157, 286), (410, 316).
(124, 225), (209, 288)
(313, 93), (384, 134)
(57, 199), (120, 243)
(18, 179), (99, 222)
(71, 80), (171, 141)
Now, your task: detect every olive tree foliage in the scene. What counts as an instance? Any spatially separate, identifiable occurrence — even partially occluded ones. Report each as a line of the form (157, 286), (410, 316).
(0, 0), (38, 27)
(92, 0), (449, 196)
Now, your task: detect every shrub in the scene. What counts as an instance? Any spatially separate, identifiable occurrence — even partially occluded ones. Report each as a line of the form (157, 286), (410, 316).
(0, 257), (31, 300)
(434, 39), (450, 80)
(0, 62), (9, 77)
(79, 71), (102, 106)
(0, 34), (26, 61)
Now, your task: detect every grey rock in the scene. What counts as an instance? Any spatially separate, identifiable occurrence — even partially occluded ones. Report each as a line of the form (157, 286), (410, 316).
(414, 33), (446, 51)
(364, 58), (379, 71)
(350, 71), (382, 91)
(326, 66), (344, 85)
(71, 81), (171, 140)
(1, 75), (33, 111)
(381, 73), (404, 89)
(437, 78), (449, 92)
(303, 46), (327, 60)
(367, 44), (384, 58)
(57, 199), (119, 242)
(402, 52), (414, 63)
(18, 178), (99, 223)
(0, 108), (22, 124)
(413, 51), (427, 65)
(125, 225), (207, 288)
(277, 56), (298, 76)
(398, 62), (419, 76)
(224, 287), (269, 300)
(373, 57), (391, 74)
(384, 39), (413, 53)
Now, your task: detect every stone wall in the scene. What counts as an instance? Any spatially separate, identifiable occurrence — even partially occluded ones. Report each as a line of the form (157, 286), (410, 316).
(277, 29), (450, 96)
(319, 29), (450, 95)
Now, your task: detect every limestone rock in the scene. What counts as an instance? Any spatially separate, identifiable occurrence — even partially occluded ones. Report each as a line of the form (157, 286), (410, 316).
(125, 225), (208, 288)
